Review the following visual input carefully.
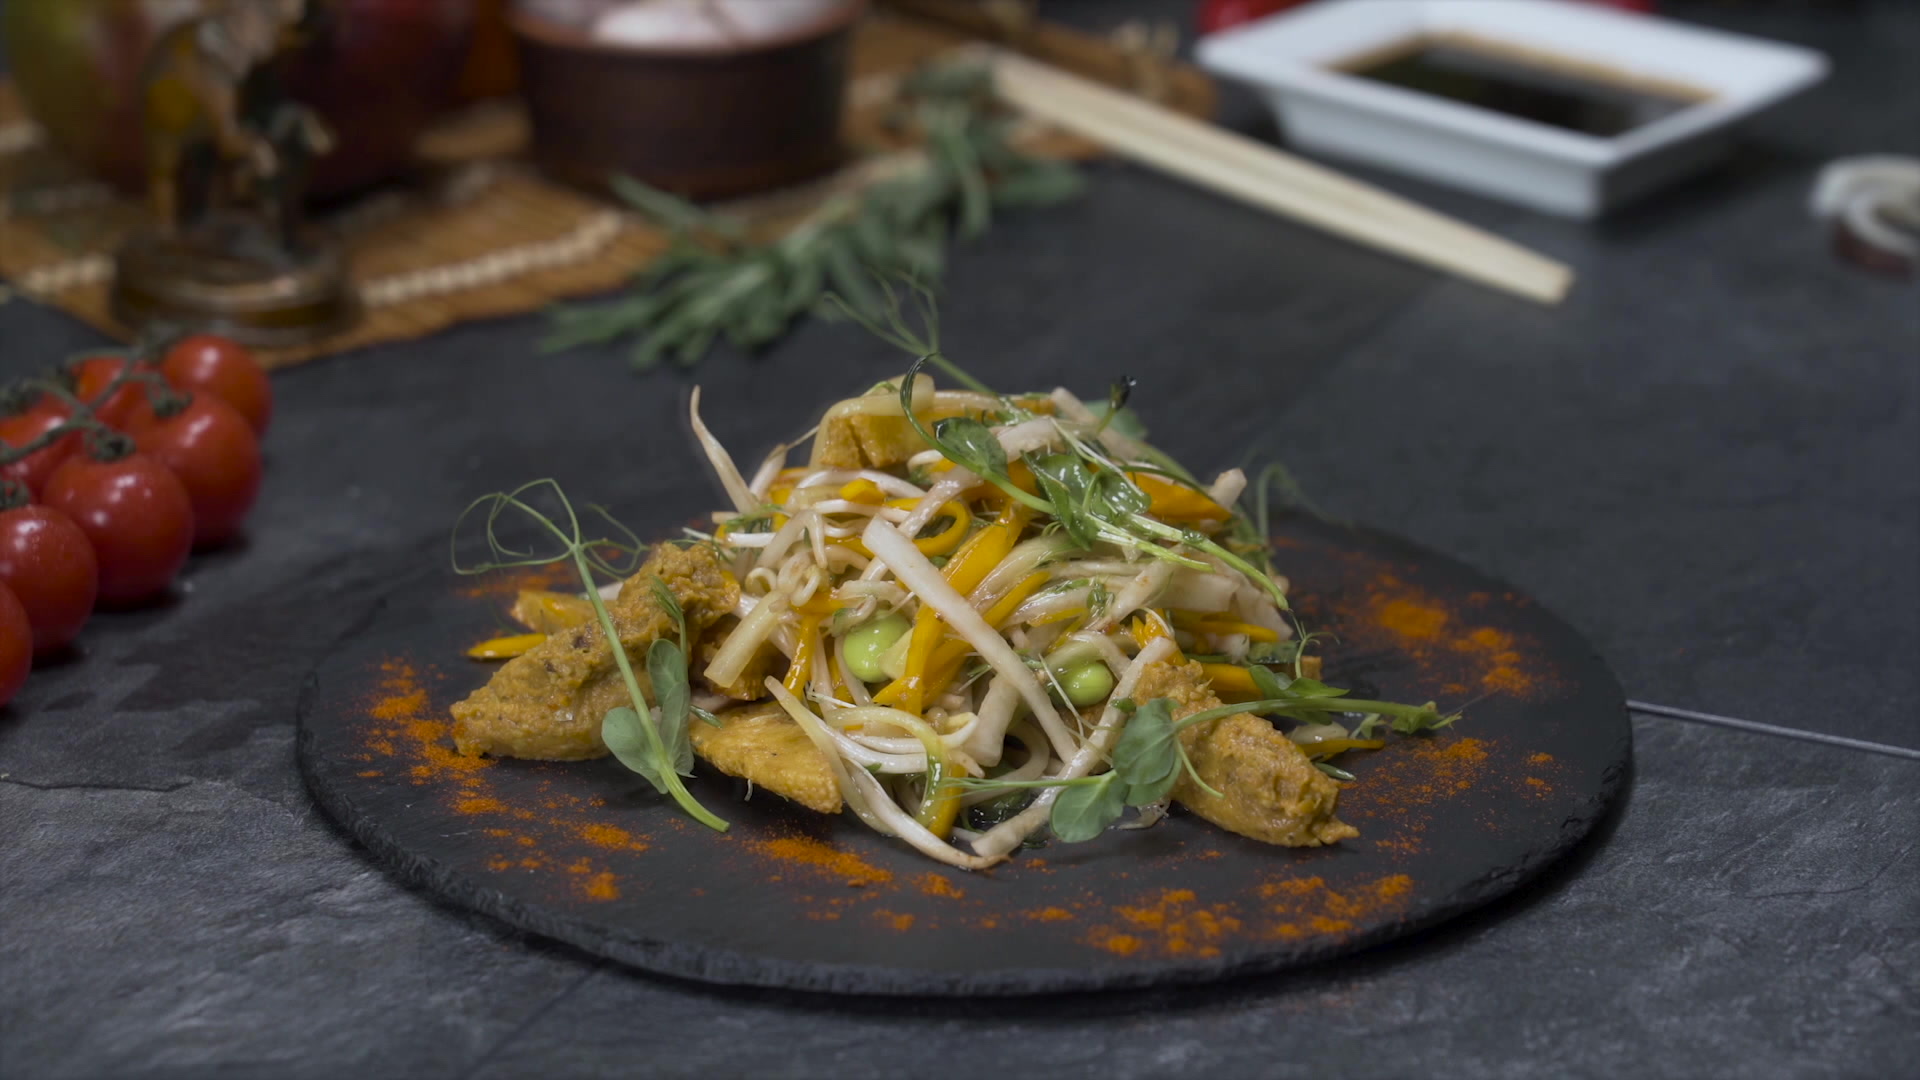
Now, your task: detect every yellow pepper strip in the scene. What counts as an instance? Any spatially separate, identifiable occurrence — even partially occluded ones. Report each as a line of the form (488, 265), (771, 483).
(1199, 662), (1261, 702)
(839, 478), (886, 505)
(983, 571), (1051, 628)
(1300, 737), (1387, 761)
(1130, 610), (1175, 647)
(511, 589), (596, 633)
(1128, 471), (1229, 522)
(943, 500), (1027, 595)
(872, 605), (943, 712)
(1169, 609), (1281, 643)
(917, 638), (976, 703)
(1030, 606), (1087, 627)
(467, 632), (547, 660)
(916, 766), (964, 840)
(871, 500), (1029, 712)
(794, 590), (840, 617)
(828, 653), (854, 705)
(902, 499), (972, 556)
(768, 485), (793, 506)
(783, 615), (823, 696)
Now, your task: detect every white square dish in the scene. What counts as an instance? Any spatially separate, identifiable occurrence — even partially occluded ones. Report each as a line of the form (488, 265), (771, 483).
(1196, 0), (1829, 219)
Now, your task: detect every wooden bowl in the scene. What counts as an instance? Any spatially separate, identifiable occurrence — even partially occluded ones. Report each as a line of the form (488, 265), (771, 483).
(511, 1), (865, 202)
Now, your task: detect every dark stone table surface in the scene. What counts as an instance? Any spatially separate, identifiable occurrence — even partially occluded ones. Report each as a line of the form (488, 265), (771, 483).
(2, 2), (1915, 1076)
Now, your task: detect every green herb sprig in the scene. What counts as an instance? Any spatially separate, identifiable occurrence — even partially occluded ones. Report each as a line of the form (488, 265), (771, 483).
(541, 65), (1083, 370)
(451, 480), (729, 832)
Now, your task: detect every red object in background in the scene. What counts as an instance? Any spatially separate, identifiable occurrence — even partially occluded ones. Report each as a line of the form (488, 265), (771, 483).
(0, 504), (98, 656)
(0, 400), (80, 499)
(70, 355), (151, 429)
(0, 582), (29, 707)
(1197, 0), (1653, 35)
(159, 335), (274, 437)
(42, 451), (194, 608)
(1197, 0), (1311, 35)
(126, 394), (263, 549)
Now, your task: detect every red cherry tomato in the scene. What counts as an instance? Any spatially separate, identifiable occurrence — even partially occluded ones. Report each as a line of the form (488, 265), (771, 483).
(1197, 0), (1309, 35)
(43, 451), (194, 608)
(1, 400), (80, 498)
(0, 504), (98, 655)
(126, 393), (262, 549)
(160, 335), (273, 436)
(71, 355), (151, 429)
(0, 581), (29, 707)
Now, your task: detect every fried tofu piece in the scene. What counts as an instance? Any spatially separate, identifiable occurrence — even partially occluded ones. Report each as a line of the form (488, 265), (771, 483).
(1129, 659), (1359, 847)
(450, 545), (738, 761)
(689, 701), (842, 814)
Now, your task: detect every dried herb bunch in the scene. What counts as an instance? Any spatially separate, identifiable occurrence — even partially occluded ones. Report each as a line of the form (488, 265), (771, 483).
(541, 65), (1084, 369)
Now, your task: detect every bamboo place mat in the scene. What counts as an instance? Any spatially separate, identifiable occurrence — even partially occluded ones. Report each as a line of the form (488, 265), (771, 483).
(0, 12), (1213, 371)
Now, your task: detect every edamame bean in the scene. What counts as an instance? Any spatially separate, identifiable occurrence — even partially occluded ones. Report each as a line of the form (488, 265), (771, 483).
(843, 614), (911, 683)
(1058, 661), (1116, 707)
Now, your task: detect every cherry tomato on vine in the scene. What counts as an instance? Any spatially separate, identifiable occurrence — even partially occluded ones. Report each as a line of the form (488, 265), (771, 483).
(0, 582), (29, 707)
(71, 355), (152, 429)
(0, 503), (98, 656)
(43, 450), (194, 608)
(160, 335), (273, 436)
(0, 400), (80, 498)
(127, 393), (262, 548)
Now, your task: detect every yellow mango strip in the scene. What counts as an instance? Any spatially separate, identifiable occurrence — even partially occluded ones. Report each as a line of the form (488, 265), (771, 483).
(1169, 609), (1281, 643)
(466, 633), (547, 660)
(1128, 471), (1229, 522)
(839, 478), (886, 505)
(1300, 737), (1387, 761)
(983, 571), (1051, 628)
(783, 615), (823, 696)
(1199, 662), (1261, 702)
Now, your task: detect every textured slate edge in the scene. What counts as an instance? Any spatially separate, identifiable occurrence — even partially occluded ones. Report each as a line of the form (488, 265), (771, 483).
(294, 527), (1633, 997)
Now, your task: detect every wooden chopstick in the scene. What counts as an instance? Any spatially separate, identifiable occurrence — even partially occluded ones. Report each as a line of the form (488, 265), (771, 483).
(983, 48), (1575, 305)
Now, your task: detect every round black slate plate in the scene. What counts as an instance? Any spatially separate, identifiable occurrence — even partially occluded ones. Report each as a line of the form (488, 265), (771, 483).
(297, 517), (1629, 995)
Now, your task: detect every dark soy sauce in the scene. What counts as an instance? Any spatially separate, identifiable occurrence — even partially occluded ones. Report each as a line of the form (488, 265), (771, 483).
(1342, 36), (1706, 137)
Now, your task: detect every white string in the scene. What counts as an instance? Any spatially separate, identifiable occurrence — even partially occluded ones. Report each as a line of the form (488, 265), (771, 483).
(16, 254), (113, 296)
(0, 123), (39, 155)
(1629, 700), (1920, 762)
(359, 210), (627, 307)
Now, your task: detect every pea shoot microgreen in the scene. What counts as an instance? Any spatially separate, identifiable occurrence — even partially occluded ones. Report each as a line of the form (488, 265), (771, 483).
(451, 480), (728, 832)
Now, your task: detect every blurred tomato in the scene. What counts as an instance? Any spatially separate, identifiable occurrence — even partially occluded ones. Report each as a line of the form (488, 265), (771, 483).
(127, 393), (262, 549)
(159, 335), (273, 436)
(43, 450), (194, 608)
(71, 355), (151, 429)
(0, 503), (97, 655)
(1, 581), (28, 706)
(1, 399), (80, 498)
(1196, 0), (1311, 35)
